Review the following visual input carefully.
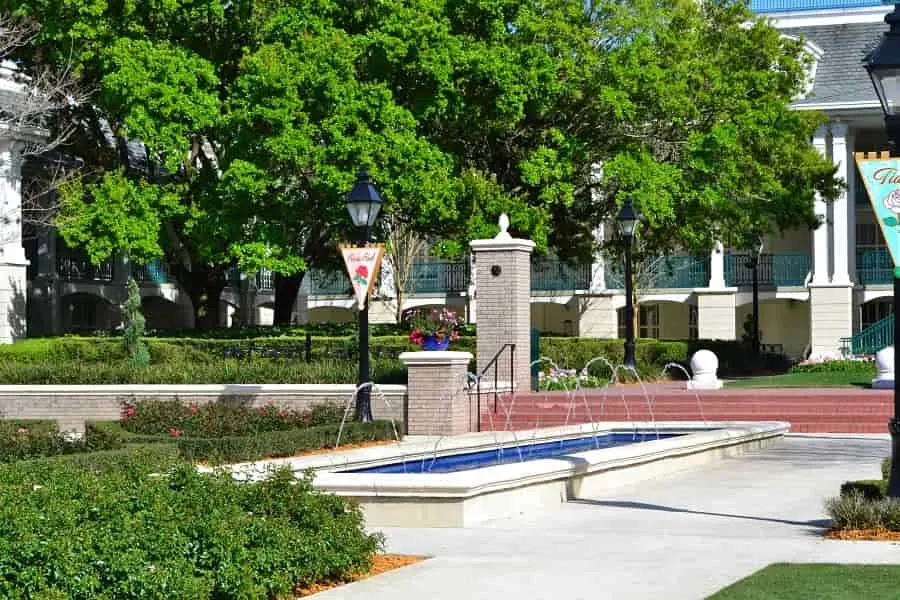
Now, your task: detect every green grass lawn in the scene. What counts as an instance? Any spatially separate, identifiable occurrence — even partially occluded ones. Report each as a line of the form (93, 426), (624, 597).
(708, 564), (900, 599)
(725, 371), (872, 388)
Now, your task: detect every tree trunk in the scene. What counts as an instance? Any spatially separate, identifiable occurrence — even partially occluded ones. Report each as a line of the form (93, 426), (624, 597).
(174, 264), (226, 331)
(273, 272), (302, 326)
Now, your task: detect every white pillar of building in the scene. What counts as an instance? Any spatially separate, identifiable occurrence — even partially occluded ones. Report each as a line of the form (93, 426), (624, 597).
(708, 242), (726, 289)
(0, 140), (32, 342)
(590, 223), (606, 293)
(846, 129), (857, 284)
(811, 126), (829, 285)
(830, 122), (851, 285)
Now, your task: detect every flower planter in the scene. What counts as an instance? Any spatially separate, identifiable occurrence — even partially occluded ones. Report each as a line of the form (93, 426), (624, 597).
(422, 336), (450, 351)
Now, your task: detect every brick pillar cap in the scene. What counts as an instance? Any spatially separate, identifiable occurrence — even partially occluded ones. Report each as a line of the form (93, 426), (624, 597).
(399, 351), (473, 367)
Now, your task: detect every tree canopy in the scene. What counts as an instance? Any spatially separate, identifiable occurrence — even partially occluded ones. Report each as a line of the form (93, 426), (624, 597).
(3, 0), (839, 327)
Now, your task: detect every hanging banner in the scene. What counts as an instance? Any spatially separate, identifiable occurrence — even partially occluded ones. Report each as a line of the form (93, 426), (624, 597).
(340, 244), (385, 310)
(856, 151), (900, 269)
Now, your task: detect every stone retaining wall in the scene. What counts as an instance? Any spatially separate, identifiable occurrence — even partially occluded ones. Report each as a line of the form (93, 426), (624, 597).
(0, 384), (407, 433)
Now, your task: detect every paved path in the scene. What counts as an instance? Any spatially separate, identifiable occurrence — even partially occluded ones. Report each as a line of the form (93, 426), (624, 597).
(315, 434), (900, 599)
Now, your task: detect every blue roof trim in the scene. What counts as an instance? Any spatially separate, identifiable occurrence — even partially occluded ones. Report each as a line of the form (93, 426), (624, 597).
(751, 0), (884, 13)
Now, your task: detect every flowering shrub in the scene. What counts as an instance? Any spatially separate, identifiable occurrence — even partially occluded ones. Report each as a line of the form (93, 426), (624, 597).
(119, 400), (344, 438)
(792, 355), (874, 374)
(405, 308), (461, 345)
(537, 367), (609, 391)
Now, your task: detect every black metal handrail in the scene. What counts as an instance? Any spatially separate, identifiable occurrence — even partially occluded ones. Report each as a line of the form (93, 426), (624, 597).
(475, 343), (516, 432)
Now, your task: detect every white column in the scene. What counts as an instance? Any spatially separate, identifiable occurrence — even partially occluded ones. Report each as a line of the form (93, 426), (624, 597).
(830, 123), (851, 285)
(590, 223), (606, 292)
(811, 126), (829, 284)
(846, 129), (857, 284)
(708, 241), (725, 289)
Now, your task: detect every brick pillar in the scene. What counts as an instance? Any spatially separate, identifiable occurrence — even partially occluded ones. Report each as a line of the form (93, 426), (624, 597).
(400, 351), (474, 435)
(470, 215), (534, 393)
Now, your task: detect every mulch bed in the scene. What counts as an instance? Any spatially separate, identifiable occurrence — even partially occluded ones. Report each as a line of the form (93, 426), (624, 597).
(826, 528), (900, 542)
(294, 554), (426, 597)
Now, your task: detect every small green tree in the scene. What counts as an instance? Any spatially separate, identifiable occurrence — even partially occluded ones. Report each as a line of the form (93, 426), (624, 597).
(122, 278), (150, 368)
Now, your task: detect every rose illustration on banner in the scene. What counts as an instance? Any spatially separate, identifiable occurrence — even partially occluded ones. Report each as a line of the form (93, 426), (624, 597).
(353, 265), (369, 287)
(884, 189), (900, 213)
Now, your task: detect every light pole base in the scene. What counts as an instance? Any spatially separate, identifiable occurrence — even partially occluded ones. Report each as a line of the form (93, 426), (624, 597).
(888, 418), (900, 498)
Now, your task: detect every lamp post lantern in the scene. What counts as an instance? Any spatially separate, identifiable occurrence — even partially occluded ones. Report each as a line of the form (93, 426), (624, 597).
(616, 199), (641, 370)
(345, 170), (383, 423)
(746, 234), (764, 358)
(865, 3), (900, 497)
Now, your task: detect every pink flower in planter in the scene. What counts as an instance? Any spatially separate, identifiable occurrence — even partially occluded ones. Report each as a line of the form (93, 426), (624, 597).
(169, 428), (182, 439)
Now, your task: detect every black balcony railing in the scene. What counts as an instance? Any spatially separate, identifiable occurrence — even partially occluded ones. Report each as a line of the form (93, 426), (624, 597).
(56, 253), (114, 282)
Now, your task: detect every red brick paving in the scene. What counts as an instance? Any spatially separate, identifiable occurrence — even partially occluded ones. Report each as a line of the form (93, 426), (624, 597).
(481, 385), (894, 433)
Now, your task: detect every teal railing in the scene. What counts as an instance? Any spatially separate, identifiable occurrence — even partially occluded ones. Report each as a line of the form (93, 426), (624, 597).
(56, 250), (114, 282)
(605, 255), (709, 289)
(405, 260), (469, 294)
(724, 252), (809, 287)
(133, 259), (168, 284)
(840, 313), (894, 356)
(255, 269), (274, 290)
(308, 269), (350, 296)
(856, 248), (893, 285)
(531, 260), (591, 292)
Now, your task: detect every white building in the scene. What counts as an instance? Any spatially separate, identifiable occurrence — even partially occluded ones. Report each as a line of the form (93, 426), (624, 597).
(0, 0), (894, 357)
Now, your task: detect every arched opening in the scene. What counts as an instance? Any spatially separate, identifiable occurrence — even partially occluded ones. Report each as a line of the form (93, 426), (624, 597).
(141, 296), (188, 331)
(734, 299), (809, 358)
(306, 306), (355, 324)
(860, 297), (893, 331)
(62, 293), (117, 333)
(531, 302), (576, 335)
(616, 301), (696, 340)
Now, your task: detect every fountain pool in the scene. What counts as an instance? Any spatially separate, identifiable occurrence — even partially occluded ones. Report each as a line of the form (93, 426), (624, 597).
(346, 432), (680, 474)
(226, 420), (789, 528)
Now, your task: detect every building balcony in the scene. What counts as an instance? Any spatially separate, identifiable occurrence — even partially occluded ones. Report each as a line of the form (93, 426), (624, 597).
(531, 260), (591, 292)
(308, 269), (350, 296)
(724, 252), (810, 287)
(605, 255), (709, 290)
(133, 259), (170, 284)
(57, 252), (114, 282)
(405, 260), (469, 294)
(857, 248), (892, 285)
(750, 0), (883, 12)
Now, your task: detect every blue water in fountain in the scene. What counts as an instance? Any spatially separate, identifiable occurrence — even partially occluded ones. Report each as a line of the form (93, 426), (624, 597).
(344, 432), (683, 474)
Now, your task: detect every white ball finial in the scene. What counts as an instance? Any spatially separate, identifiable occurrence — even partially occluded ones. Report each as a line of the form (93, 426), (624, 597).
(873, 346), (895, 389)
(687, 349), (722, 390)
(495, 213), (512, 240)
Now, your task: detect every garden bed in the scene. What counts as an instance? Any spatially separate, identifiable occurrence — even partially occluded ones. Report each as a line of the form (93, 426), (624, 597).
(294, 554), (426, 597)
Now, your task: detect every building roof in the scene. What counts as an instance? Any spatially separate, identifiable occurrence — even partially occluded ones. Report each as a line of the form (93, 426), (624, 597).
(753, 0), (882, 14)
(781, 22), (884, 108)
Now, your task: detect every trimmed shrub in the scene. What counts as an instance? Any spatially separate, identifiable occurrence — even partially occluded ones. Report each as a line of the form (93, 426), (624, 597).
(178, 420), (399, 463)
(0, 457), (382, 598)
(0, 358), (405, 385)
(840, 479), (887, 501)
(119, 399), (341, 438)
(826, 492), (900, 530)
(883, 458), (892, 481)
(0, 421), (122, 463)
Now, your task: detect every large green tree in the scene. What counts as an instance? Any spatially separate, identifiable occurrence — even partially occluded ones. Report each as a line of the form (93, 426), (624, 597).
(6, 0), (837, 330)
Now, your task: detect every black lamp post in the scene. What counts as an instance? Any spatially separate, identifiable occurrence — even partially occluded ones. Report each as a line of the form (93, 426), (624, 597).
(345, 170), (383, 423)
(616, 199), (641, 369)
(746, 234), (764, 357)
(865, 4), (900, 497)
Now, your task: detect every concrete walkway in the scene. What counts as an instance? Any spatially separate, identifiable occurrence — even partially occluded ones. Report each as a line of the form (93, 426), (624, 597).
(315, 434), (900, 599)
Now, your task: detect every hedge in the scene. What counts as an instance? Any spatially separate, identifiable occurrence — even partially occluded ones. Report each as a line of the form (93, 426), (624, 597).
(0, 455), (382, 598)
(178, 420), (400, 463)
(840, 479), (887, 501)
(0, 358), (406, 385)
(536, 338), (791, 378)
(791, 360), (875, 375)
(0, 420), (123, 463)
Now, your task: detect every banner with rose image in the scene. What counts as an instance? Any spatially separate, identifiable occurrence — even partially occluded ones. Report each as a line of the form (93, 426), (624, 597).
(340, 244), (385, 310)
(856, 152), (900, 270)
